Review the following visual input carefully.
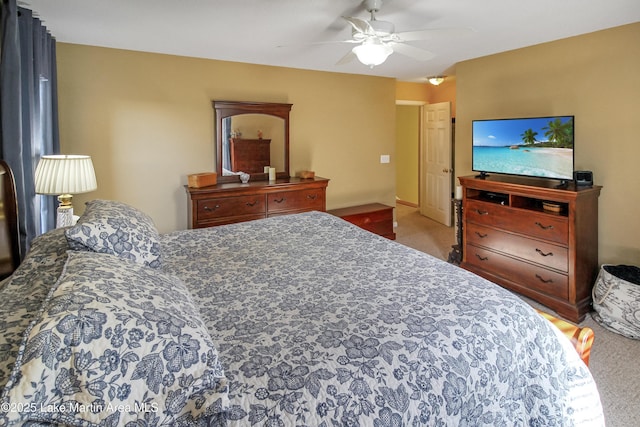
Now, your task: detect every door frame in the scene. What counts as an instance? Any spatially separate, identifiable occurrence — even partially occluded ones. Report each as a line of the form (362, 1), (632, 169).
(396, 100), (426, 210)
(396, 100), (453, 226)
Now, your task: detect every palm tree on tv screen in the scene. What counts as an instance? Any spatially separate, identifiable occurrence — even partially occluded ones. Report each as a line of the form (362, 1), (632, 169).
(521, 129), (538, 145)
(543, 118), (574, 148)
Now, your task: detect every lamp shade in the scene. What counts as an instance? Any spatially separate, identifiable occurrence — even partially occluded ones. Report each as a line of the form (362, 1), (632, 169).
(34, 155), (97, 195)
(352, 39), (393, 67)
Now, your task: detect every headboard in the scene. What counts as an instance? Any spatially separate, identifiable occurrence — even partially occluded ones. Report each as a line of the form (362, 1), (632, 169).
(0, 160), (20, 280)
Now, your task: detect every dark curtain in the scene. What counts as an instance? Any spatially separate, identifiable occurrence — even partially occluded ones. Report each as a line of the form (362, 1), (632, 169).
(0, 0), (59, 258)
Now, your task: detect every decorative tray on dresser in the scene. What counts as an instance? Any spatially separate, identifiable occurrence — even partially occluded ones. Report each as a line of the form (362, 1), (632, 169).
(458, 175), (602, 323)
(186, 177), (329, 229)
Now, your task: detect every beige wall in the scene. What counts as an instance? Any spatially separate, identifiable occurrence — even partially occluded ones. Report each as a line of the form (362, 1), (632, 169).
(57, 22), (640, 264)
(396, 81), (429, 102)
(56, 44), (397, 232)
(395, 80), (456, 117)
(428, 78), (457, 117)
(395, 105), (419, 205)
(456, 23), (640, 264)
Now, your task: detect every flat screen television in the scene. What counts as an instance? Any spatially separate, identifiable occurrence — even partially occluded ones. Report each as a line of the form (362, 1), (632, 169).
(472, 115), (574, 182)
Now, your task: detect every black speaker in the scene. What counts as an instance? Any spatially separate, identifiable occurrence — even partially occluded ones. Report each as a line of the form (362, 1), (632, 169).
(574, 170), (593, 187)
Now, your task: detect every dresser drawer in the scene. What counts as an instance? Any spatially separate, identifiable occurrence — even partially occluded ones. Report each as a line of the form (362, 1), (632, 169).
(197, 195), (265, 220)
(466, 223), (568, 272)
(327, 203), (395, 239)
(352, 210), (393, 237)
(187, 177), (329, 229)
(343, 209), (394, 238)
(267, 189), (325, 213)
(466, 245), (568, 300)
(466, 200), (568, 245)
(344, 208), (391, 226)
(194, 214), (265, 228)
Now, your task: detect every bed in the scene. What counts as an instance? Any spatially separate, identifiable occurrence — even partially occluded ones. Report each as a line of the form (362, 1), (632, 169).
(0, 199), (604, 426)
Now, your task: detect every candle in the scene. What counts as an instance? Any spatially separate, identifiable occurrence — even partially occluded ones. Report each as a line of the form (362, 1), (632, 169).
(455, 186), (463, 200)
(264, 166), (270, 173)
(269, 167), (276, 181)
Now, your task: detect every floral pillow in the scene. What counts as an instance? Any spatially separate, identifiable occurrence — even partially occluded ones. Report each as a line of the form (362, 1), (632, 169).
(1, 251), (228, 426)
(65, 199), (162, 268)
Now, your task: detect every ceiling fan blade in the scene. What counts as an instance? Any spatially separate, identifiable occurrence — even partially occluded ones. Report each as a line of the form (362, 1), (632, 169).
(326, 3), (367, 31)
(395, 27), (474, 42)
(343, 16), (374, 34)
(336, 50), (356, 65)
(276, 39), (359, 49)
(308, 39), (360, 46)
(389, 43), (435, 61)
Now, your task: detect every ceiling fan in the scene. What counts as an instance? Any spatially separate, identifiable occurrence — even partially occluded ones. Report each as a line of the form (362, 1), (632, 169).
(330, 0), (463, 68)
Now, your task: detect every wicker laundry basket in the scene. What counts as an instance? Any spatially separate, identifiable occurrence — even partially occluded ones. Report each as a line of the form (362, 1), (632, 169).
(592, 264), (640, 339)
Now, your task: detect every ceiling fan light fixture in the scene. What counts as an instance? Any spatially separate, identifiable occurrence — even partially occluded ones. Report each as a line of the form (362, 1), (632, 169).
(352, 39), (393, 68)
(428, 76), (445, 86)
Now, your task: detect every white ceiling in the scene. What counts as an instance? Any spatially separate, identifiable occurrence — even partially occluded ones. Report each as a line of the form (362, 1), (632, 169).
(22, 0), (640, 82)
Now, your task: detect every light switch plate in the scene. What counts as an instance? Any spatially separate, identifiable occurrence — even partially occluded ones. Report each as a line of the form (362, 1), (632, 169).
(380, 154), (390, 164)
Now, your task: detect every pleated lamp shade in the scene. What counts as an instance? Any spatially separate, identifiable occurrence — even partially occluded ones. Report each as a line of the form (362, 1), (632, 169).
(34, 155), (97, 196)
(35, 155), (97, 228)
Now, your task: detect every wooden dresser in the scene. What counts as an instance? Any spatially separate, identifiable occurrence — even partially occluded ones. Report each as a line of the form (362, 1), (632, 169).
(186, 177), (329, 228)
(328, 203), (396, 240)
(459, 175), (602, 322)
(230, 138), (270, 173)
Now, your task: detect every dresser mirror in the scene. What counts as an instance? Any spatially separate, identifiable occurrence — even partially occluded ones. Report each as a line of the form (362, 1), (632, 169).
(213, 101), (292, 183)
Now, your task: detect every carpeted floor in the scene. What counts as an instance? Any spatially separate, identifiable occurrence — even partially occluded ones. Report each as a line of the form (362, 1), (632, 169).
(394, 204), (640, 427)
(394, 204), (457, 261)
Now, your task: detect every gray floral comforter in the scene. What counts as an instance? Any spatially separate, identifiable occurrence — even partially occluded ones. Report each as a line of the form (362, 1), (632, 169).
(0, 211), (603, 426)
(160, 212), (603, 426)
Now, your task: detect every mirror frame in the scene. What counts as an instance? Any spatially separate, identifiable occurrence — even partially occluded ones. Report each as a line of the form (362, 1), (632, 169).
(213, 100), (292, 183)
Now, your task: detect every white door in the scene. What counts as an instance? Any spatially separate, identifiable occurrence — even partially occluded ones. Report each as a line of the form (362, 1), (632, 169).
(420, 102), (452, 226)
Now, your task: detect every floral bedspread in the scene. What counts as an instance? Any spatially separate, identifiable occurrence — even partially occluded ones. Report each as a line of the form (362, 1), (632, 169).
(0, 211), (603, 426)
(0, 228), (70, 387)
(160, 211), (604, 426)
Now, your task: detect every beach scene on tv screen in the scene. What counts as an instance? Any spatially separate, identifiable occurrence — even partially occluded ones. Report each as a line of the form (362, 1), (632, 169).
(473, 116), (574, 179)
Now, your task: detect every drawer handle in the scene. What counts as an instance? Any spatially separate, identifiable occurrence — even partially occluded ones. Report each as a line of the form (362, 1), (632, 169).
(246, 201), (257, 207)
(203, 204), (220, 211)
(535, 274), (554, 284)
(475, 253), (489, 261)
(306, 194), (317, 200)
(475, 209), (489, 216)
(274, 198), (286, 203)
(535, 222), (554, 230)
(535, 248), (554, 257)
(474, 231), (488, 238)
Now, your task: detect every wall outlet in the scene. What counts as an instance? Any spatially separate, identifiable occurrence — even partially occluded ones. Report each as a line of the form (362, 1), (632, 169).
(380, 154), (390, 164)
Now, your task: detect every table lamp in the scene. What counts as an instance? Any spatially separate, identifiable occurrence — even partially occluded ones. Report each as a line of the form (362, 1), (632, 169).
(34, 155), (97, 228)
